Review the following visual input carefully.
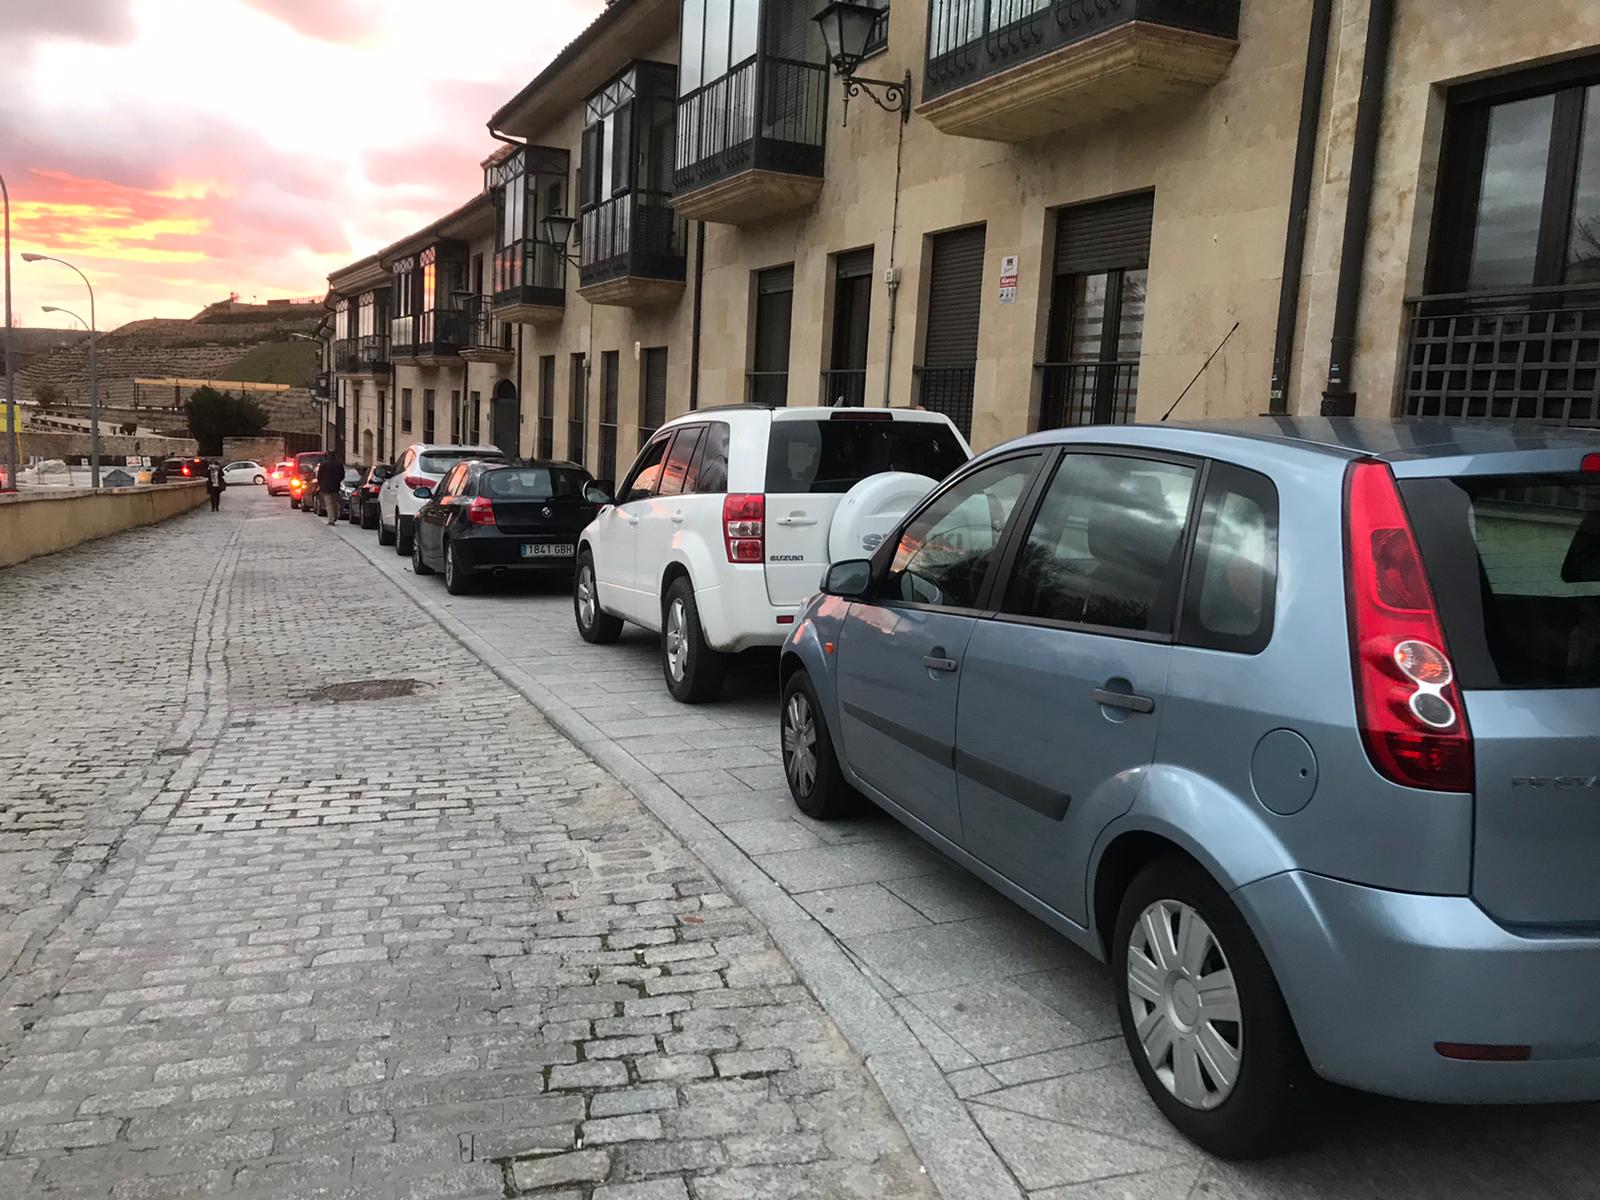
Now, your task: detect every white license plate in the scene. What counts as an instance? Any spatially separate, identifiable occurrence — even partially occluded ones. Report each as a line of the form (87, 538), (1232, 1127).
(521, 544), (574, 559)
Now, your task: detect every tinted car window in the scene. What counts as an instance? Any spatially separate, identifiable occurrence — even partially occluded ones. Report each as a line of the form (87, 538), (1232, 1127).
(766, 418), (967, 494)
(690, 422), (730, 494)
(621, 436), (672, 503)
(886, 455), (1039, 610)
(1404, 473), (1600, 688)
(1006, 454), (1197, 633)
(419, 450), (505, 475)
(1180, 463), (1279, 654)
(659, 426), (705, 497)
(483, 468), (589, 499)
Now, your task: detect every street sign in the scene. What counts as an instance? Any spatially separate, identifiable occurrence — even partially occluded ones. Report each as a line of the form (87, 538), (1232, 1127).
(999, 255), (1019, 304)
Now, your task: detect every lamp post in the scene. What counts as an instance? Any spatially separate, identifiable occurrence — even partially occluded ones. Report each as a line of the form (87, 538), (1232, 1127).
(1, 171), (17, 493)
(24, 253), (100, 486)
(812, 2), (910, 123)
(540, 215), (580, 268)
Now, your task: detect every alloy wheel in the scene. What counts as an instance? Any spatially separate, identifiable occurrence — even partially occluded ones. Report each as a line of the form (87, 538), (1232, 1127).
(576, 565), (596, 629)
(664, 597), (688, 683)
(782, 691), (818, 796)
(1126, 899), (1242, 1111)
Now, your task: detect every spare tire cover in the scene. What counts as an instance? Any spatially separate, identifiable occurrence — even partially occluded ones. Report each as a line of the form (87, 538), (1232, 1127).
(828, 472), (939, 563)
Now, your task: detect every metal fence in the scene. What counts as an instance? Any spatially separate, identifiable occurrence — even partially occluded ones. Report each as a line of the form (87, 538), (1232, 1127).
(915, 366), (977, 438)
(1036, 360), (1139, 428)
(820, 368), (867, 408)
(675, 56), (827, 194)
(746, 372), (789, 407)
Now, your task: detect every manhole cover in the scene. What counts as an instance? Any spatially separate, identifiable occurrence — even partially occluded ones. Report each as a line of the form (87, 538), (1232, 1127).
(318, 679), (425, 703)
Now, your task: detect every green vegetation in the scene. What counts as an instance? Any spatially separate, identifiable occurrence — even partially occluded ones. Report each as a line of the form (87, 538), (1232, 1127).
(219, 341), (320, 386)
(185, 386), (269, 456)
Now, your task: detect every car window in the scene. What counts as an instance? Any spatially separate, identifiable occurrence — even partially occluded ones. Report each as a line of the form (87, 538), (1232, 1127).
(419, 450), (505, 475)
(1180, 463), (1279, 654)
(621, 435), (672, 504)
(688, 422), (729, 494)
(659, 426), (705, 498)
(483, 468), (589, 499)
(1005, 453), (1197, 634)
(767, 418), (968, 494)
(885, 455), (1040, 610)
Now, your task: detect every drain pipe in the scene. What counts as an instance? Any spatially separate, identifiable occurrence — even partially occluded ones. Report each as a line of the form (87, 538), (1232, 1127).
(1321, 0), (1396, 416)
(1268, 0), (1334, 414)
(690, 222), (705, 410)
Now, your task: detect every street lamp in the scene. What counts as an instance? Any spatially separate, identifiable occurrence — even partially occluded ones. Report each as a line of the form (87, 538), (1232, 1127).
(540, 215), (580, 267)
(1, 171), (17, 493)
(813, 2), (910, 123)
(23, 252), (101, 487)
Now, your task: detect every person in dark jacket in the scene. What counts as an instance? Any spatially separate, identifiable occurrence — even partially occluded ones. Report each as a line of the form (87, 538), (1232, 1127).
(205, 460), (226, 512)
(316, 452), (345, 525)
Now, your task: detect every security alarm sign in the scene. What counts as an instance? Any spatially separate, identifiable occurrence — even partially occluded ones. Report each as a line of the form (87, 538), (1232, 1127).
(999, 255), (1019, 304)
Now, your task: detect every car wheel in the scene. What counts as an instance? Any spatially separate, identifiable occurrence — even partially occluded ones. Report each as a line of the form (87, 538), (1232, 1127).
(443, 541), (472, 595)
(781, 670), (860, 820)
(361, 504), (378, 531)
(290, 497), (300, 510)
(1112, 855), (1312, 1159)
(377, 510), (396, 546)
(411, 530), (434, 576)
(395, 516), (413, 556)
(573, 554), (623, 644)
(661, 577), (726, 703)
(253, 474), (264, 485)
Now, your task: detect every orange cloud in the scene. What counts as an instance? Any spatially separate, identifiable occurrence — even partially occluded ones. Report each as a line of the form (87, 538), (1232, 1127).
(13, 171), (213, 264)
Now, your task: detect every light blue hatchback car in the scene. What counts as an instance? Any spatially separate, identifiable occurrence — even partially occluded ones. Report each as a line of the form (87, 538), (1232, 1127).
(778, 419), (1600, 1157)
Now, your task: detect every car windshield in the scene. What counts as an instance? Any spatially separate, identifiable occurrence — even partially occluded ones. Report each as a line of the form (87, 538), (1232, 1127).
(344, 469), (362, 483)
(482, 467), (589, 499)
(1403, 472), (1600, 688)
(419, 451), (507, 475)
(765, 418), (968, 494)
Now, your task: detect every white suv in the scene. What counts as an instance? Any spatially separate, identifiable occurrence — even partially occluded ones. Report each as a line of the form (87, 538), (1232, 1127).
(378, 443), (509, 554)
(574, 406), (970, 702)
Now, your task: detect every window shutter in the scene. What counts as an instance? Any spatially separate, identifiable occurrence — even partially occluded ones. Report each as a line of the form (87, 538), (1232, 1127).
(611, 102), (635, 196)
(581, 123), (604, 207)
(835, 248), (874, 280)
(1054, 193), (1155, 276)
(923, 225), (987, 368)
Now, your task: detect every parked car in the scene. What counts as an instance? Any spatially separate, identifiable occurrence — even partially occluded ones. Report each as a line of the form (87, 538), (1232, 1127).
(288, 451), (327, 510)
(411, 460), (600, 594)
(222, 460), (267, 485)
(377, 443), (510, 554)
(151, 456), (208, 484)
(266, 460), (298, 497)
(336, 465), (367, 521)
(574, 406), (970, 702)
(778, 418), (1600, 1157)
(353, 463), (394, 529)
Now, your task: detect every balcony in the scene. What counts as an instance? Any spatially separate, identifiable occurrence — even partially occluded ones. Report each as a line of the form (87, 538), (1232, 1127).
(390, 310), (466, 366)
(1035, 359), (1139, 428)
(351, 334), (390, 375)
(492, 239), (566, 325)
(1401, 284), (1600, 426)
(673, 55), (828, 225)
(578, 190), (688, 308)
(919, 0), (1240, 142)
(334, 338), (357, 372)
(460, 299), (515, 366)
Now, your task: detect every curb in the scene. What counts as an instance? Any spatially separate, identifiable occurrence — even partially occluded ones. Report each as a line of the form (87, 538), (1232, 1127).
(340, 526), (1024, 1200)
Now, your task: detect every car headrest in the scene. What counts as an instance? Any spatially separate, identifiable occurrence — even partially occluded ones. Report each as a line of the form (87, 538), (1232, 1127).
(1562, 510), (1600, 584)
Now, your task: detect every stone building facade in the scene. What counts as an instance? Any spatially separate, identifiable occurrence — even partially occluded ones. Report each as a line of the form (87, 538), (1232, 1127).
(327, 0), (1600, 469)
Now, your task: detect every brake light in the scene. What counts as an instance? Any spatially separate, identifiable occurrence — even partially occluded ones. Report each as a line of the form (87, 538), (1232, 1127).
(466, 496), (496, 526)
(403, 474), (429, 489)
(1583, 453), (1599, 472)
(181, 465), (192, 477)
(1344, 461), (1472, 793)
(723, 493), (765, 563)
(828, 410), (893, 422)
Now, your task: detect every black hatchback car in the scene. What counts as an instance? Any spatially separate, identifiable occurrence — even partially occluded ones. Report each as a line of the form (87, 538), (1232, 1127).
(411, 460), (602, 594)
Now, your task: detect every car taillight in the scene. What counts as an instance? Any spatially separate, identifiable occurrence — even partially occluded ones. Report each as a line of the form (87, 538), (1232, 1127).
(181, 465), (192, 476)
(466, 496), (496, 526)
(723, 493), (764, 563)
(1583, 453), (1599, 472)
(403, 474), (429, 489)
(1344, 460), (1472, 793)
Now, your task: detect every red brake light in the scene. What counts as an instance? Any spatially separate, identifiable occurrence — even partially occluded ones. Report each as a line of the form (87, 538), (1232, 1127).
(1583, 453), (1599, 472)
(466, 496), (496, 526)
(1344, 461), (1473, 793)
(403, 474), (428, 489)
(181, 465), (192, 476)
(828, 410), (893, 422)
(723, 493), (765, 563)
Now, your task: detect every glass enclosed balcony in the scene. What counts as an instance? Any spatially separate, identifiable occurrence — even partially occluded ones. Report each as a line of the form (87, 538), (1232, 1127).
(490, 144), (570, 324)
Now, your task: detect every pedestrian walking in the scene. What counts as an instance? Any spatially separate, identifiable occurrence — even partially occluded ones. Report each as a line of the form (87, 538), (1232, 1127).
(205, 459), (226, 512)
(316, 451), (345, 526)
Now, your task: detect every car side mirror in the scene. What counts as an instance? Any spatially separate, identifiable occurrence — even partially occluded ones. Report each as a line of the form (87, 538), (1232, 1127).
(412, 486), (434, 500)
(584, 481), (614, 505)
(822, 559), (874, 601)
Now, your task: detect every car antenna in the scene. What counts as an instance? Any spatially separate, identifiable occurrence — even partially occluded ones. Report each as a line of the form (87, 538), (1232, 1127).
(1160, 321), (1240, 422)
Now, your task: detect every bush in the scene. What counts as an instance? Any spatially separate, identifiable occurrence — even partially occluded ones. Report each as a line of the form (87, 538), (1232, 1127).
(185, 386), (269, 456)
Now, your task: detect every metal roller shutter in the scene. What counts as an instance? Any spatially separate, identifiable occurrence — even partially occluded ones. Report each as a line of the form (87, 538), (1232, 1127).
(835, 247), (875, 279)
(920, 225), (987, 437)
(1054, 193), (1154, 276)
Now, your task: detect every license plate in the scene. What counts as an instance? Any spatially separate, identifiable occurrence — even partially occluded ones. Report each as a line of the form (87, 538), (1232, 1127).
(521, 544), (574, 559)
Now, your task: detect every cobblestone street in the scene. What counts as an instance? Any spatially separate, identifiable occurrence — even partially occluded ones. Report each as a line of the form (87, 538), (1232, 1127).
(0, 497), (935, 1199)
(6, 492), (1600, 1200)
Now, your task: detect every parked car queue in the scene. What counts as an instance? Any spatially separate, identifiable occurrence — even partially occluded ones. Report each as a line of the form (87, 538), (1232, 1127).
(288, 413), (1600, 1161)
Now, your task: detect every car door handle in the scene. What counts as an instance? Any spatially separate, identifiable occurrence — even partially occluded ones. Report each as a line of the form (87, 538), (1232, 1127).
(775, 516), (817, 527)
(1092, 688), (1155, 714)
(626, 514), (640, 527)
(923, 655), (959, 673)
(670, 511), (685, 524)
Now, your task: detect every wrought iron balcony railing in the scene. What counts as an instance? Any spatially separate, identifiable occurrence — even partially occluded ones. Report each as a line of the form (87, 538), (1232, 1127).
(746, 371), (790, 407)
(493, 238), (566, 312)
(820, 368), (867, 408)
(390, 315), (415, 358)
(580, 189), (687, 289)
(915, 365), (978, 438)
(334, 338), (357, 371)
(675, 55), (828, 196)
(353, 333), (389, 372)
(1035, 359), (1140, 428)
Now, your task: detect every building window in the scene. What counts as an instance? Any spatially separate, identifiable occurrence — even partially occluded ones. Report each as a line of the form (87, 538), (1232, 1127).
(749, 265), (793, 406)
(599, 350), (620, 484)
(917, 225), (986, 438)
(401, 387), (413, 434)
(423, 388), (436, 443)
(538, 356), (556, 459)
(863, 0), (889, 57)
(569, 353), (588, 468)
(1038, 193), (1152, 429)
(451, 390), (462, 443)
(1408, 62), (1600, 423)
(580, 63), (683, 282)
(825, 248), (873, 407)
(640, 347), (668, 447)
(468, 391), (481, 444)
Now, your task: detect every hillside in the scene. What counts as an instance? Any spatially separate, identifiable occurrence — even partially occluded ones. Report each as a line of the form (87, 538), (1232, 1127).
(220, 341), (321, 386)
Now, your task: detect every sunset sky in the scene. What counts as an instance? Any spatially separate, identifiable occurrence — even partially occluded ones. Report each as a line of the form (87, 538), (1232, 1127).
(3, 0), (604, 331)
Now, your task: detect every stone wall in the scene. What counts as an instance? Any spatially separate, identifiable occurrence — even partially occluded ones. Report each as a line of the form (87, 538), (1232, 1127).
(0, 482), (207, 569)
(222, 437), (291, 465)
(23, 431), (198, 461)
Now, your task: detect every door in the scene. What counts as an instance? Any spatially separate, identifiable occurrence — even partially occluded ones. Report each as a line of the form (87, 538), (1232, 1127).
(836, 454), (1043, 843)
(598, 432), (672, 622)
(918, 224), (986, 438)
(419, 463), (469, 567)
(492, 380), (518, 457)
(599, 350), (620, 483)
(956, 450), (1199, 922)
(634, 425), (705, 609)
(640, 347), (668, 445)
(751, 265), (794, 406)
(826, 248), (873, 406)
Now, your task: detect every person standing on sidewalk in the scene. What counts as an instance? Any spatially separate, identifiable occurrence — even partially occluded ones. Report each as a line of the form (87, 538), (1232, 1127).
(316, 450), (345, 526)
(205, 459), (226, 512)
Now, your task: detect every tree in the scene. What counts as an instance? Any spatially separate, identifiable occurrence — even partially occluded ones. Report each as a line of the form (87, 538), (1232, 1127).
(185, 386), (269, 456)
(33, 382), (65, 408)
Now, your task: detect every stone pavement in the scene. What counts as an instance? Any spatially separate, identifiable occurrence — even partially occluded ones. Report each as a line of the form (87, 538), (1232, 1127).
(329, 493), (1600, 1200)
(0, 495), (936, 1199)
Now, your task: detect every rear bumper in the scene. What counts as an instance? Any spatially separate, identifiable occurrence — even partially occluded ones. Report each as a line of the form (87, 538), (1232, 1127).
(691, 566), (801, 653)
(1236, 870), (1600, 1103)
(454, 535), (576, 574)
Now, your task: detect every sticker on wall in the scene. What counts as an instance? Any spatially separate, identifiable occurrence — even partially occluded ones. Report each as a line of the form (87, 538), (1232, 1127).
(999, 255), (1019, 304)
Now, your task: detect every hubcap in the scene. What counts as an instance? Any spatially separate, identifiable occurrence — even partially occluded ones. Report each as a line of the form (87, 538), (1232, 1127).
(782, 692), (818, 796)
(1127, 900), (1242, 1111)
(577, 566), (595, 627)
(665, 598), (688, 683)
